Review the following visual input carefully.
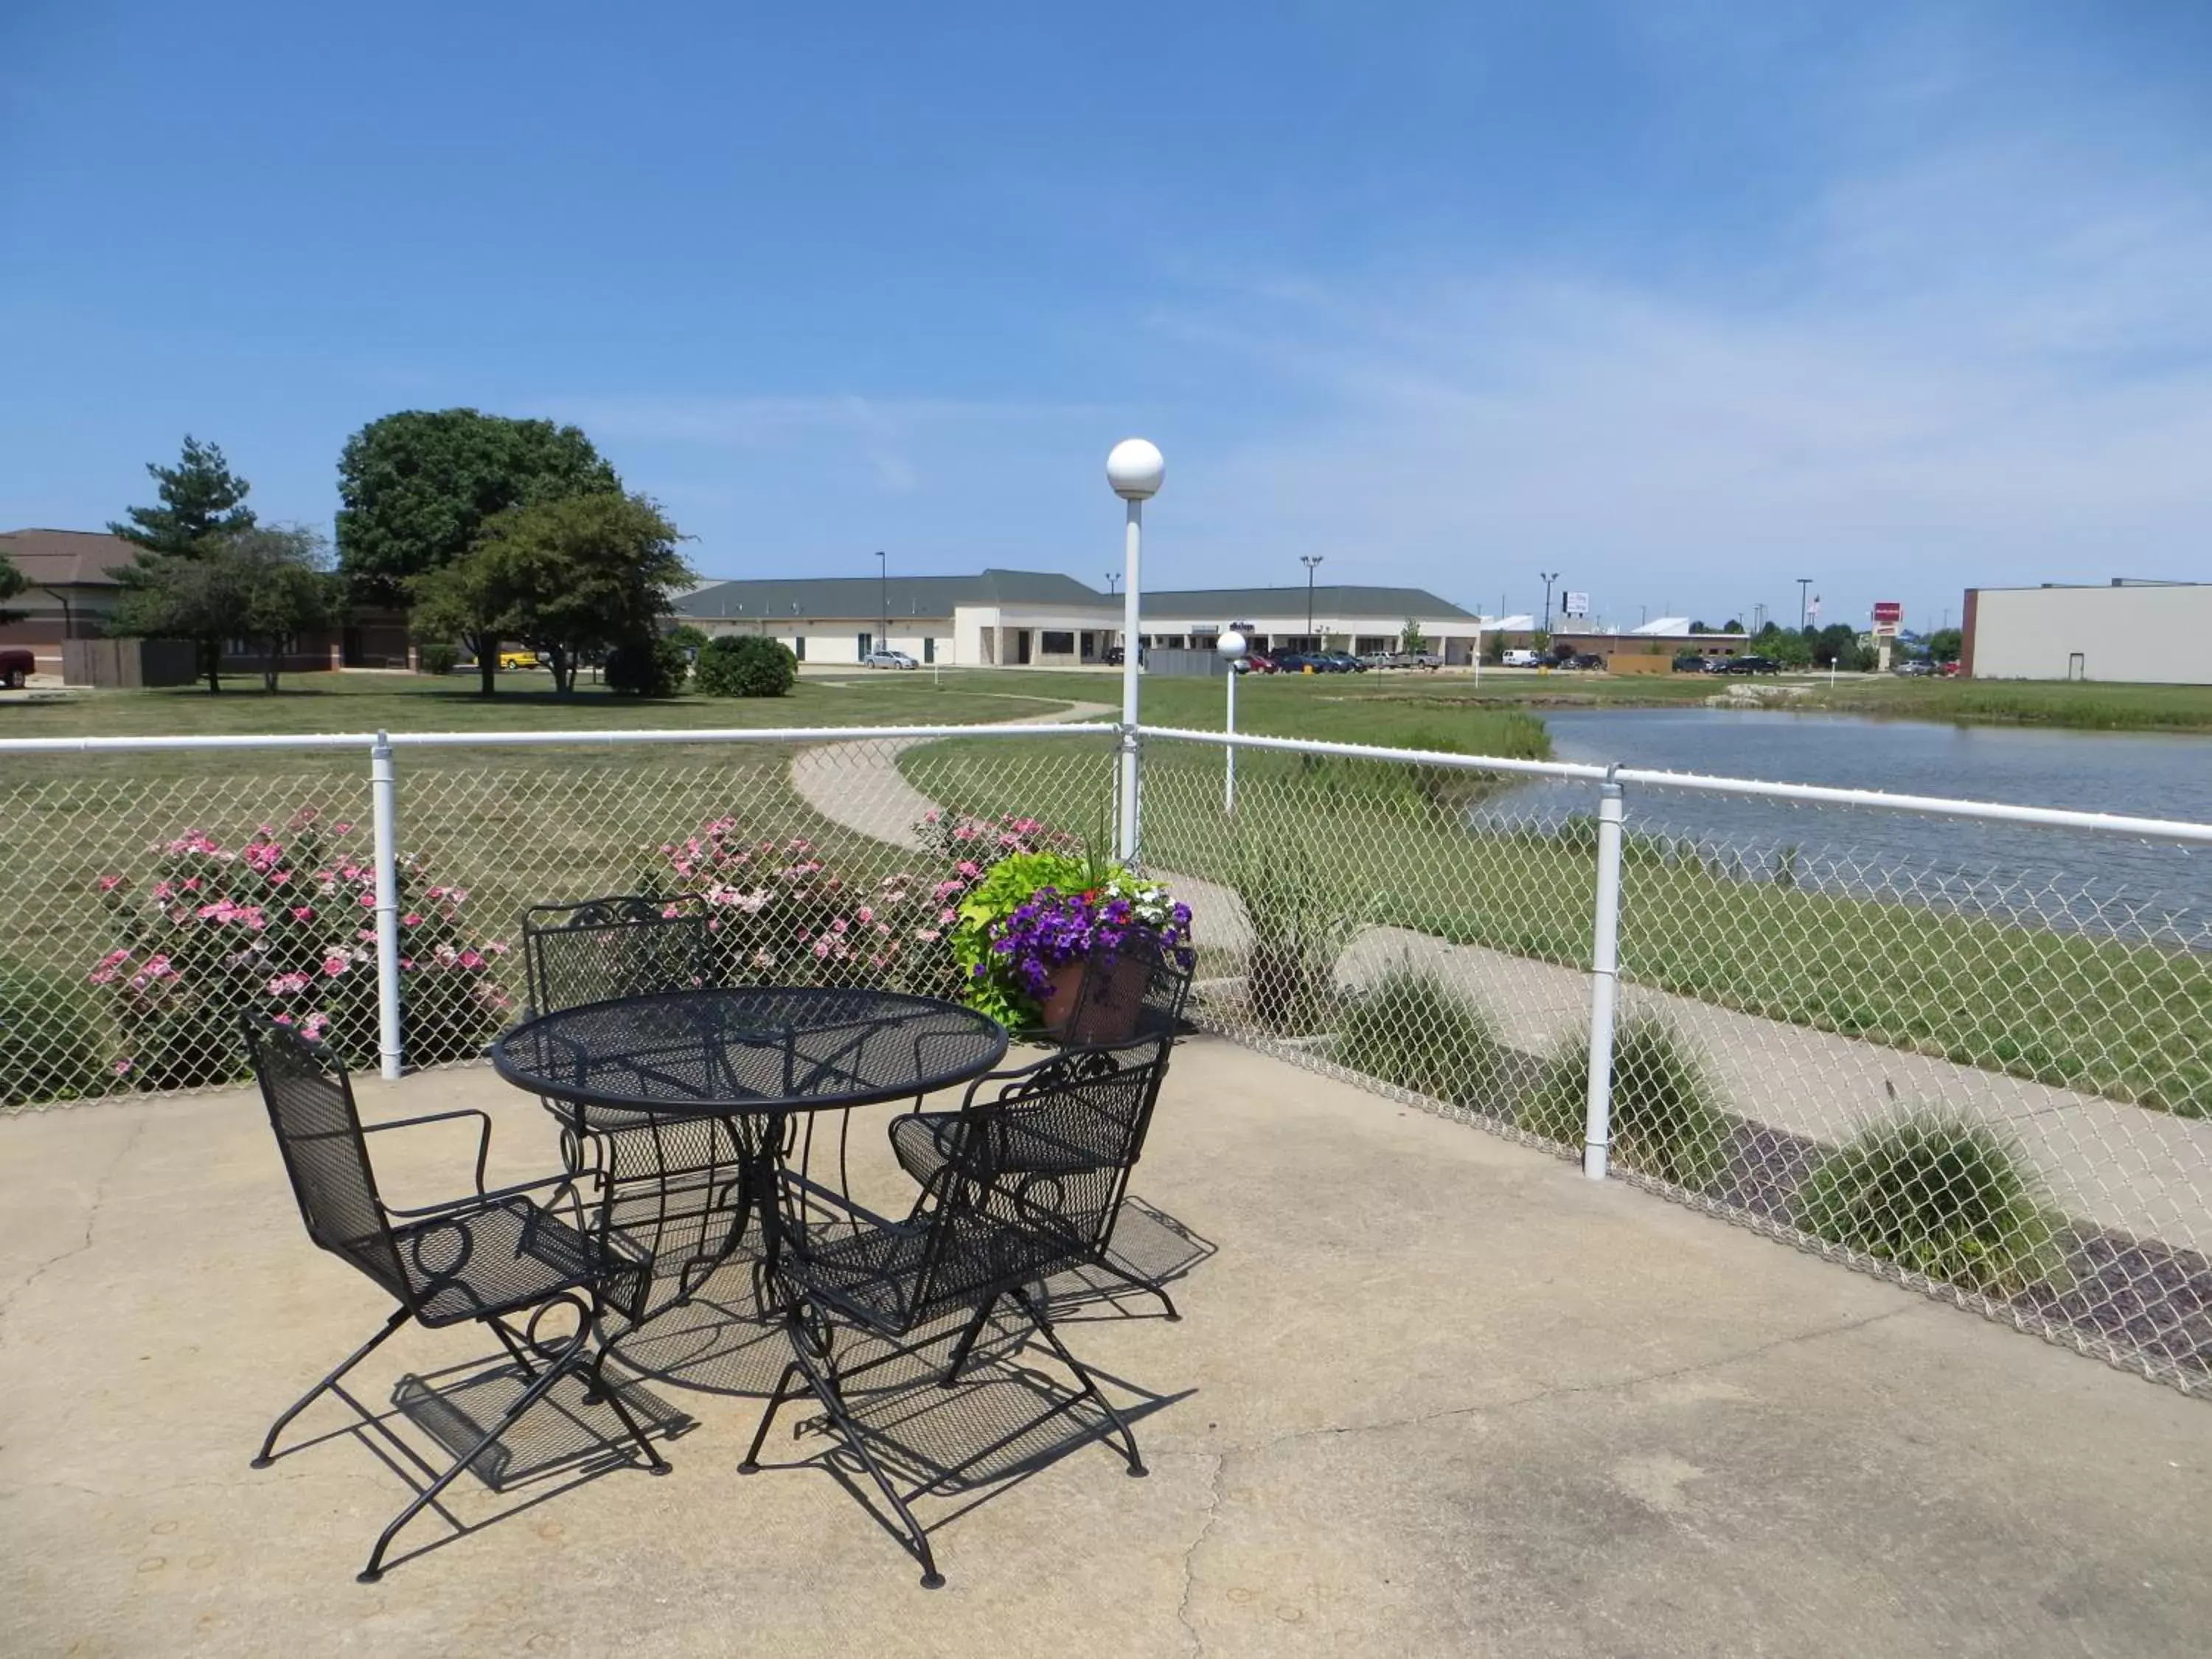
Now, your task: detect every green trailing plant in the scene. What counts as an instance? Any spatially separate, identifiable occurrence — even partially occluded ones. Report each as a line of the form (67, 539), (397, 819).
(1229, 833), (1359, 1034)
(1519, 1014), (1732, 1190)
(1332, 965), (1507, 1107)
(947, 850), (1096, 1026)
(695, 634), (797, 698)
(1795, 1110), (2065, 1295)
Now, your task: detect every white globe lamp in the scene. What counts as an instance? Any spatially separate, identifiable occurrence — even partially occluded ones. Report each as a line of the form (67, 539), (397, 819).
(1106, 437), (1166, 501)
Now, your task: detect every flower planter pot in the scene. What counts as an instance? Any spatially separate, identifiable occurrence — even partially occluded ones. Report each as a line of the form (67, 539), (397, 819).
(1037, 941), (1152, 1044)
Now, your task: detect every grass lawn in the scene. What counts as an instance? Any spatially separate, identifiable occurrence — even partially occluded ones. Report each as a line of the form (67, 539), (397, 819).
(903, 728), (2212, 1119)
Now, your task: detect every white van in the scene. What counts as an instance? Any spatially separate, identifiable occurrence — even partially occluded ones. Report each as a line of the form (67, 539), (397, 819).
(1501, 648), (1543, 668)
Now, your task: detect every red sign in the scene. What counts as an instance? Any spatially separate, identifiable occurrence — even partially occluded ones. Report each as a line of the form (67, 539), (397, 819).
(1871, 601), (1903, 625)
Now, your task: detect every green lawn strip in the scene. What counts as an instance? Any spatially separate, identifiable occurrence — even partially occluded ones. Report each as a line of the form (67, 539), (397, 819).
(901, 734), (2212, 1119)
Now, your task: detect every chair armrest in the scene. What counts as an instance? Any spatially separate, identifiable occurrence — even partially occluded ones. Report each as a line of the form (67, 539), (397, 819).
(382, 1169), (583, 1228)
(361, 1107), (493, 1197)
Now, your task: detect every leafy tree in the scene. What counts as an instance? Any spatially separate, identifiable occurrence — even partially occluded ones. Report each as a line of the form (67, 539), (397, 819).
(1481, 630), (1505, 665)
(409, 552), (518, 698)
(1528, 628), (1551, 655)
(1688, 619), (1711, 633)
(107, 436), (256, 567)
(1812, 622), (1860, 669)
(695, 635), (797, 698)
(0, 549), (25, 627)
(1927, 627), (1964, 664)
(604, 632), (690, 698)
(1399, 618), (1430, 654)
(471, 492), (693, 693)
(108, 525), (335, 693)
(1764, 628), (1814, 668)
(666, 623), (709, 655)
(335, 409), (619, 607)
(233, 527), (341, 691)
(1720, 617), (1743, 633)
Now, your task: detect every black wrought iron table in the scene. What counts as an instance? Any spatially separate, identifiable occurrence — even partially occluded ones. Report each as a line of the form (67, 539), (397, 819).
(490, 987), (1009, 1342)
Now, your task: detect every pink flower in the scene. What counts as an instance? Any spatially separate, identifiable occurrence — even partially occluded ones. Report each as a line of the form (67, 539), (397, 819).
(291, 905), (315, 922)
(812, 940), (832, 959)
(399, 956), (416, 970)
(181, 877), (201, 892)
(301, 1012), (332, 1040)
(268, 869), (291, 886)
(114, 1058), (134, 1076)
(96, 874), (125, 892)
(956, 860), (981, 879)
(333, 821), (355, 835)
(358, 893), (375, 908)
(322, 956), (348, 977)
(401, 912), (422, 928)
(939, 908), (958, 925)
(458, 949), (486, 970)
(267, 972), (313, 997)
(855, 905), (875, 924)
(151, 880), (174, 900)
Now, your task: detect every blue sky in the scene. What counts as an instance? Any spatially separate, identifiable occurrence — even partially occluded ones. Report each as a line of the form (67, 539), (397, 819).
(4, 1), (2207, 632)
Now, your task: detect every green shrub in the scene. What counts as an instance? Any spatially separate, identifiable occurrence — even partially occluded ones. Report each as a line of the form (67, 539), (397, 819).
(695, 635), (797, 698)
(416, 641), (459, 675)
(604, 632), (690, 698)
(1332, 966), (1506, 1106)
(1795, 1110), (2064, 1295)
(1518, 1015), (1731, 1189)
(0, 968), (110, 1107)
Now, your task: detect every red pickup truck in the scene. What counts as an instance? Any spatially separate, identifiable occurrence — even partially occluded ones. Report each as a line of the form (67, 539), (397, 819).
(0, 647), (35, 688)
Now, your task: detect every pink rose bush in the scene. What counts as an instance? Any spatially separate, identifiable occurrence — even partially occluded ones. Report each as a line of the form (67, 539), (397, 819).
(644, 809), (1071, 998)
(91, 808), (509, 1087)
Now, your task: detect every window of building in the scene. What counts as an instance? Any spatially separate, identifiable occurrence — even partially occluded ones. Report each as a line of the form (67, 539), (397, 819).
(922, 636), (935, 664)
(1040, 630), (1074, 654)
(858, 632), (872, 657)
(793, 635), (806, 661)
(1355, 635), (1394, 655)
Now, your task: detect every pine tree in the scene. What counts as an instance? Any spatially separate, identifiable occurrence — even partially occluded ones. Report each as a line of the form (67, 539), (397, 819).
(107, 436), (257, 572)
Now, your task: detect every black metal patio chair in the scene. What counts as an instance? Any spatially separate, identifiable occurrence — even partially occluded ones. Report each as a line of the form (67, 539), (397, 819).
(888, 930), (1194, 1316)
(741, 1034), (1173, 1587)
(241, 1014), (667, 1583)
(521, 894), (757, 1312)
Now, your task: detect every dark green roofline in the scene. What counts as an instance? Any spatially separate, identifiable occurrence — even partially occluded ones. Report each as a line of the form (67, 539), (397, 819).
(677, 568), (1474, 622)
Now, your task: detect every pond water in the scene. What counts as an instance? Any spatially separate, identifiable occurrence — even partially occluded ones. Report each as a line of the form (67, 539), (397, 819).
(1480, 708), (2212, 938)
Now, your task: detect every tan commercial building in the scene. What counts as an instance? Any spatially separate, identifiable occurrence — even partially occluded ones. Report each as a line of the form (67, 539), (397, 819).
(1961, 580), (2212, 684)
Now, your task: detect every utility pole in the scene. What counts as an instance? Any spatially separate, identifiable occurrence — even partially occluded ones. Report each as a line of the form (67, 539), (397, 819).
(1301, 554), (1324, 647)
(876, 550), (888, 654)
(1105, 571), (1118, 595)
(1540, 571), (1559, 634)
(1797, 577), (1812, 632)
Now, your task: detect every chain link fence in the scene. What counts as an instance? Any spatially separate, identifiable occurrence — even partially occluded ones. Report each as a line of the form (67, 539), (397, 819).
(5, 720), (2210, 1394)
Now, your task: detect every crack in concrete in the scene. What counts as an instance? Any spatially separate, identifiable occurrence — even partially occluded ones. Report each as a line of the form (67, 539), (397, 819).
(0, 1115), (146, 1348)
(1173, 1451), (1225, 1658)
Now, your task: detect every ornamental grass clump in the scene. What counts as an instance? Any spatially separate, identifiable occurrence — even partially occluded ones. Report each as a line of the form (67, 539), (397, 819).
(1332, 965), (1507, 1108)
(1795, 1110), (2065, 1296)
(1518, 1014), (1732, 1191)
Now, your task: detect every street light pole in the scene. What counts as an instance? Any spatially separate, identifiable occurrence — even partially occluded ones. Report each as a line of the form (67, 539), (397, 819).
(1540, 571), (1559, 635)
(1797, 577), (1812, 632)
(1300, 555), (1324, 649)
(1105, 571), (1118, 595)
(876, 551), (888, 655)
(1107, 439), (1165, 865)
(1218, 628), (1248, 815)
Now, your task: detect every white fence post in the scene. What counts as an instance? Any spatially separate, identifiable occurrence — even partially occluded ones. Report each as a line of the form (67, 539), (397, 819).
(369, 731), (403, 1081)
(1582, 768), (1626, 1178)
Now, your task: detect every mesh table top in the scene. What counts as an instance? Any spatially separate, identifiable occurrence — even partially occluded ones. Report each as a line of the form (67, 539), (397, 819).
(491, 987), (1009, 1118)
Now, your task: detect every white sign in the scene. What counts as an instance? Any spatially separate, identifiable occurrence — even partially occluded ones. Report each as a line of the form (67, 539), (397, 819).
(1563, 591), (1590, 618)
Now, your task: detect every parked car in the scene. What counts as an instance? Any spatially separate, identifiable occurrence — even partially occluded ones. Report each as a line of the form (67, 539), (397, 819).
(1893, 659), (1936, 676)
(1273, 652), (1314, 673)
(1501, 648), (1542, 668)
(1357, 651), (1397, 669)
(1565, 653), (1607, 672)
(0, 647), (34, 688)
(1722, 655), (1781, 675)
(1699, 656), (1733, 673)
(863, 649), (919, 669)
(1318, 652), (1366, 672)
(1243, 650), (1278, 673)
(1397, 650), (1443, 670)
(495, 650), (543, 671)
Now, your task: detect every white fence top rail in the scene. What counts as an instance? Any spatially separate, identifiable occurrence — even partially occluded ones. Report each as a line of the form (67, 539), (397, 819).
(0, 721), (1112, 757)
(1141, 723), (2212, 846)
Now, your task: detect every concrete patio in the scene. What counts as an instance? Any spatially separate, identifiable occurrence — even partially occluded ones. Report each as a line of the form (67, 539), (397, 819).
(3, 1036), (2207, 1658)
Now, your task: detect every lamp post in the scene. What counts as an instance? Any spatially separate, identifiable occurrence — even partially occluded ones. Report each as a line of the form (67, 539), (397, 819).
(1105, 571), (1118, 595)
(1797, 577), (1812, 632)
(1218, 627), (1248, 815)
(1540, 571), (1560, 635)
(1299, 555), (1324, 649)
(1107, 439), (1164, 864)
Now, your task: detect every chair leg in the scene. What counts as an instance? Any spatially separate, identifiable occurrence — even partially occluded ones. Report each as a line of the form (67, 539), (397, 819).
(251, 1306), (410, 1469)
(358, 1323), (593, 1584)
(748, 1317), (945, 1588)
(1091, 1251), (1180, 1321)
(940, 1295), (999, 1388)
(588, 1339), (672, 1476)
(1010, 1287), (1147, 1478)
(736, 1360), (804, 1472)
